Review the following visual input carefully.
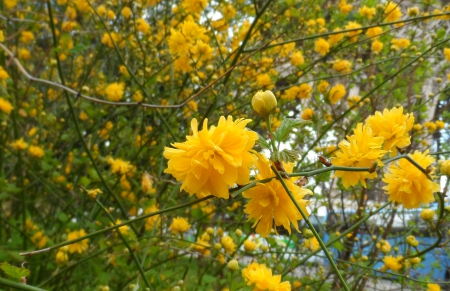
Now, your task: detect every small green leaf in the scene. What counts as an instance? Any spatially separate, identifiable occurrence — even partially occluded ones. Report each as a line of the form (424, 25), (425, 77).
(273, 118), (311, 142)
(68, 44), (88, 54)
(277, 149), (300, 163)
(58, 212), (68, 222)
(0, 262), (30, 279)
(256, 133), (271, 150)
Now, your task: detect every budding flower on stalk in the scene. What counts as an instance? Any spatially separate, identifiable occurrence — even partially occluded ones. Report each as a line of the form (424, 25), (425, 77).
(420, 209), (435, 221)
(252, 90), (277, 117)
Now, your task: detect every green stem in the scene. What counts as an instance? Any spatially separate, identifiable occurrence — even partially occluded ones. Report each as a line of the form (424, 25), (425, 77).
(0, 278), (47, 291)
(266, 116), (278, 153)
(20, 195), (213, 256)
(270, 165), (350, 291)
(90, 195), (152, 290)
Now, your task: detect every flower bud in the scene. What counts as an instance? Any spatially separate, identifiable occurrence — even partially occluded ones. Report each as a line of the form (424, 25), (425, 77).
(409, 257), (421, 264)
(406, 235), (419, 247)
(252, 90), (277, 117)
(438, 160), (450, 176)
(227, 259), (239, 271)
(235, 229), (242, 237)
(420, 209), (435, 221)
(303, 228), (314, 238)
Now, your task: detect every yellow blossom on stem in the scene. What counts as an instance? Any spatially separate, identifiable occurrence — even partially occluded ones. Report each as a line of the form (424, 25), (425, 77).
(372, 40), (384, 53)
(382, 150), (440, 209)
(87, 188), (102, 199)
(164, 116), (258, 199)
(108, 158), (133, 175)
(332, 123), (386, 188)
(0, 97), (14, 114)
(329, 84), (346, 104)
(67, 229), (89, 254)
(365, 106), (414, 156)
(12, 138), (28, 150)
(104, 82), (125, 102)
(28, 145), (45, 158)
(243, 152), (312, 237)
(427, 283), (441, 291)
(242, 262), (291, 291)
(221, 235), (236, 254)
(244, 240), (257, 252)
(333, 60), (352, 74)
(383, 256), (403, 271)
(301, 108), (314, 120)
(314, 38), (330, 56)
(170, 217), (191, 234)
(384, 2), (403, 22)
(144, 205), (160, 231)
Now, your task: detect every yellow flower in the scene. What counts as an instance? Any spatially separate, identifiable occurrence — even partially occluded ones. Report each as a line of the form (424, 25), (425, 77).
(67, 229), (89, 254)
(345, 21), (362, 43)
(382, 150), (440, 209)
(108, 158), (133, 175)
(332, 123), (386, 188)
(135, 18), (150, 34)
(305, 237), (320, 251)
(391, 38), (410, 50)
(314, 38), (330, 56)
(121, 6), (132, 18)
(372, 40), (384, 52)
(333, 60), (352, 74)
(243, 153), (312, 237)
(242, 262), (291, 291)
(435, 120), (445, 129)
(191, 236), (210, 256)
(359, 6), (376, 19)
(444, 48), (450, 61)
(427, 283), (441, 291)
(182, 0), (208, 14)
(31, 231), (47, 248)
(420, 209), (435, 221)
(164, 116), (257, 199)
(20, 31), (35, 44)
(407, 7), (419, 17)
(55, 250), (69, 264)
(365, 106), (414, 156)
(329, 84), (346, 104)
(0, 97), (14, 114)
(384, 2), (403, 22)
(252, 90), (277, 117)
(291, 51), (305, 66)
(170, 217), (191, 234)
(104, 82), (125, 102)
(301, 108), (314, 120)
(256, 74), (273, 89)
(221, 235), (236, 254)
(424, 121), (437, 132)
(366, 27), (383, 39)
(383, 256), (403, 271)
(328, 28), (344, 46)
(5, 0), (17, 9)
(29, 145), (45, 158)
(87, 188), (102, 199)
(317, 80), (329, 93)
(439, 160), (450, 176)
(144, 205), (160, 231)
(243, 240), (257, 252)
(12, 138), (28, 150)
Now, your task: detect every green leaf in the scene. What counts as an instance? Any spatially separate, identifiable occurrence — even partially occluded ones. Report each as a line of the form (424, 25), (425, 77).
(68, 43), (88, 54)
(273, 118), (311, 142)
(202, 274), (217, 284)
(276, 149), (300, 163)
(57, 212), (68, 222)
(0, 262), (30, 279)
(256, 133), (271, 150)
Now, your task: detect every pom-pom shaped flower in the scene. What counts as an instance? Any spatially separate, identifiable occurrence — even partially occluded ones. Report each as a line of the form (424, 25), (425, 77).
(365, 106), (414, 157)
(243, 153), (312, 237)
(170, 217), (191, 235)
(383, 256), (403, 271)
(382, 150), (440, 209)
(164, 116), (258, 199)
(242, 262), (291, 291)
(332, 123), (386, 188)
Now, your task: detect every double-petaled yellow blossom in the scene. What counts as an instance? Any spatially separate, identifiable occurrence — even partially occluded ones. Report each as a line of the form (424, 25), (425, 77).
(242, 262), (291, 291)
(67, 229), (89, 254)
(291, 51), (304, 66)
(365, 106), (414, 156)
(104, 82), (125, 102)
(0, 97), (13, 114)
(382, 150), (440, 209)
(333, 60), (352, 74)
(332, 123), (386, 188)
(170, 217), (191, 234)
(164, 116), (258, 199)
(243, 153), (311, 237)
(383, 256), (403, 271)
(329, 84), (346, 104)
(314, 38), (330, 56)
(384, 2), (403, 22)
